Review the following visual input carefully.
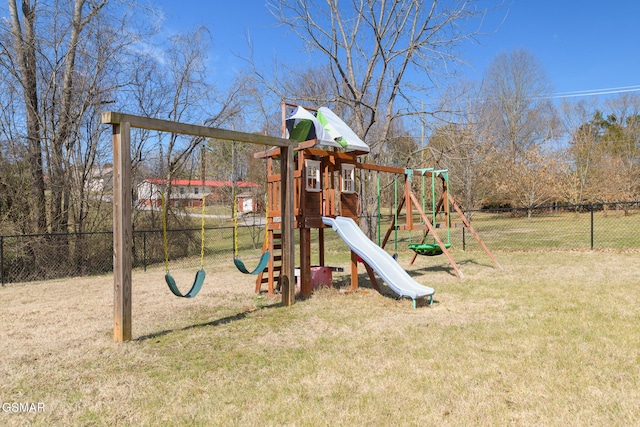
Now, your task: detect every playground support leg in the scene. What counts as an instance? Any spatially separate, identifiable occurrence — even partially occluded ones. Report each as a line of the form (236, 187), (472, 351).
(281, 145), (296, 306)
(409, 192), (464, 279)
(318, 228), (325, 267)
(362, 261), (380, 293)
(412, 295), (434, 309)
(300, 228), (312, 298)
(112, 121), (132, 342)
(350, 251), (359, 291)
(448, 195), (502, 270)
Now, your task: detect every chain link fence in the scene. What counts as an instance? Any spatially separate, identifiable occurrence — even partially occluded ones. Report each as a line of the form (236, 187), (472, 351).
(1, 202), (639, 285)
(0, 225), (266, 285)
(378, 202), (639, 253)
(455, 201), (640, 252)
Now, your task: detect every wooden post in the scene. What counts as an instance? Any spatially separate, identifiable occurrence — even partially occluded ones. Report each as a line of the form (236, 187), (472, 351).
(318, 228), (325, 267)
(112, 120), (132, 342)
(362, 261), (380, 292)
(300, 227), (312, 297)
(281, 145), (297, 306)
(405, 174), (413, 230)
(442, 174), (450, 226)
(350, 250), (359, 290)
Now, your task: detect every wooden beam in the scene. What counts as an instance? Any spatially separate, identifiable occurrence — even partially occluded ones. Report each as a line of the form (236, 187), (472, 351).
(449, 195), (502, 270)
(299, 228), (312, 298)
(358, 162), (406, 175)
(362, 261), (380, 293)
(102, 112), (291, 148)
(318, 228), (325, 267)
(305, 147), (360, 162)
(278, 148), (444, 177)
(350, 251), (359, 291)
(409, 191), (464, 279)
(253, 139), (318, 159)
(112, 121), (132, 342)
(405, 175), (413, 230)
(281, 145), (297, 306)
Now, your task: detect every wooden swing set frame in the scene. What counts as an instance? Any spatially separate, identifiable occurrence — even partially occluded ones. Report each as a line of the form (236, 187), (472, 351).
(103, 112), (297, 342)
(379, 168), (501, 279)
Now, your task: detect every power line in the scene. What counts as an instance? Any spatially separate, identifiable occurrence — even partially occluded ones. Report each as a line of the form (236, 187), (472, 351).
(549, 85), (640, 99)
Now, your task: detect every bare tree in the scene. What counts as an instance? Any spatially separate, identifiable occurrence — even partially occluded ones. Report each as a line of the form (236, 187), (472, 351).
(425, 80), (495, 210)
(160, 27), (213, 194)
(482, 48), (558, 165)
(123, 24), (255, 231)
(0, 0), (139, 235)
(0, 0), (150, 279)
(496, 146), (562, 219)
(265, 0), (498, 234)
(559, 99), (600, 205)
(3, 0), (46, 232)
(0, 79), (30, 233)
(602, 94), (640, 207)
(560, 96), (640, 209)
(268, 0), (496, 147)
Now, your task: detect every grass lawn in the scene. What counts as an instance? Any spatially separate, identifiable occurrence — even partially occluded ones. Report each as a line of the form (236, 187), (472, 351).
(1, 250), (639, 426)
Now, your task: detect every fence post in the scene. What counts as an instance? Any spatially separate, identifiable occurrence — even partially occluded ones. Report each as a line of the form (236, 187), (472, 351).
(143, 231), (147, 272)
(462, 211), (467, 251)
(590, 204), (594, 250)
(1, 236), (4, 286)
(462, 226), (466, 251)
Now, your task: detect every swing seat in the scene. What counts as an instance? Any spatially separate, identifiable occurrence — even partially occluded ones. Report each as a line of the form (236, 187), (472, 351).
(234, 251), (270, 275)
(408, 243), (451, 257)
(165, 268), (206, 298)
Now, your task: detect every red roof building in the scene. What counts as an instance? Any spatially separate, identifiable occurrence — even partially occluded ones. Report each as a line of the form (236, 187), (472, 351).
(137, 178), (258, 208)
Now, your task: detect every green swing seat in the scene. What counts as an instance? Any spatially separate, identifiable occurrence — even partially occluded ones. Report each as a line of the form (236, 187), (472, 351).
(165, 268), (206, 298)
(408, 242), (451, 257)
(231, 177), (271, 275)
(233, 251), (270, 275)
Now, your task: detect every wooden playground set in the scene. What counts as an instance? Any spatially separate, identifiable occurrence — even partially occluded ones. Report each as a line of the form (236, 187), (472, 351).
(104, 104), (499, 342)
(253, 103), (500, 297)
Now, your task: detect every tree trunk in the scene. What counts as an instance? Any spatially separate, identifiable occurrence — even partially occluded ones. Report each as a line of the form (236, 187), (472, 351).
(9, 0), (46, 233)
(51, 0), (91, 233)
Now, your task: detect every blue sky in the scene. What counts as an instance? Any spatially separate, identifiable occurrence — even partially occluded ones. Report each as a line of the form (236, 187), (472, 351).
(153, 0), (640, 100)
(464, 1), (640, 98)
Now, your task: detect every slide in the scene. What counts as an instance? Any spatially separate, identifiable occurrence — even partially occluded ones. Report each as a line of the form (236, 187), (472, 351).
(322, 216), (435, 303)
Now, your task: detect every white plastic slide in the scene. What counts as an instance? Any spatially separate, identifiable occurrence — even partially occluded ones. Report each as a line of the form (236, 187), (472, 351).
(322, 216), (435, 303)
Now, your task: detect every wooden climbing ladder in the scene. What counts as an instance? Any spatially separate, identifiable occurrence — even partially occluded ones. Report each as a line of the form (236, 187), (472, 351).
(255, 228), (282, 294)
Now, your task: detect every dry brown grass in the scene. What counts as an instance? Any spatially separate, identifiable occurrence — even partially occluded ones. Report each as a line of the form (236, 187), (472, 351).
(1, 251), (639, 426)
